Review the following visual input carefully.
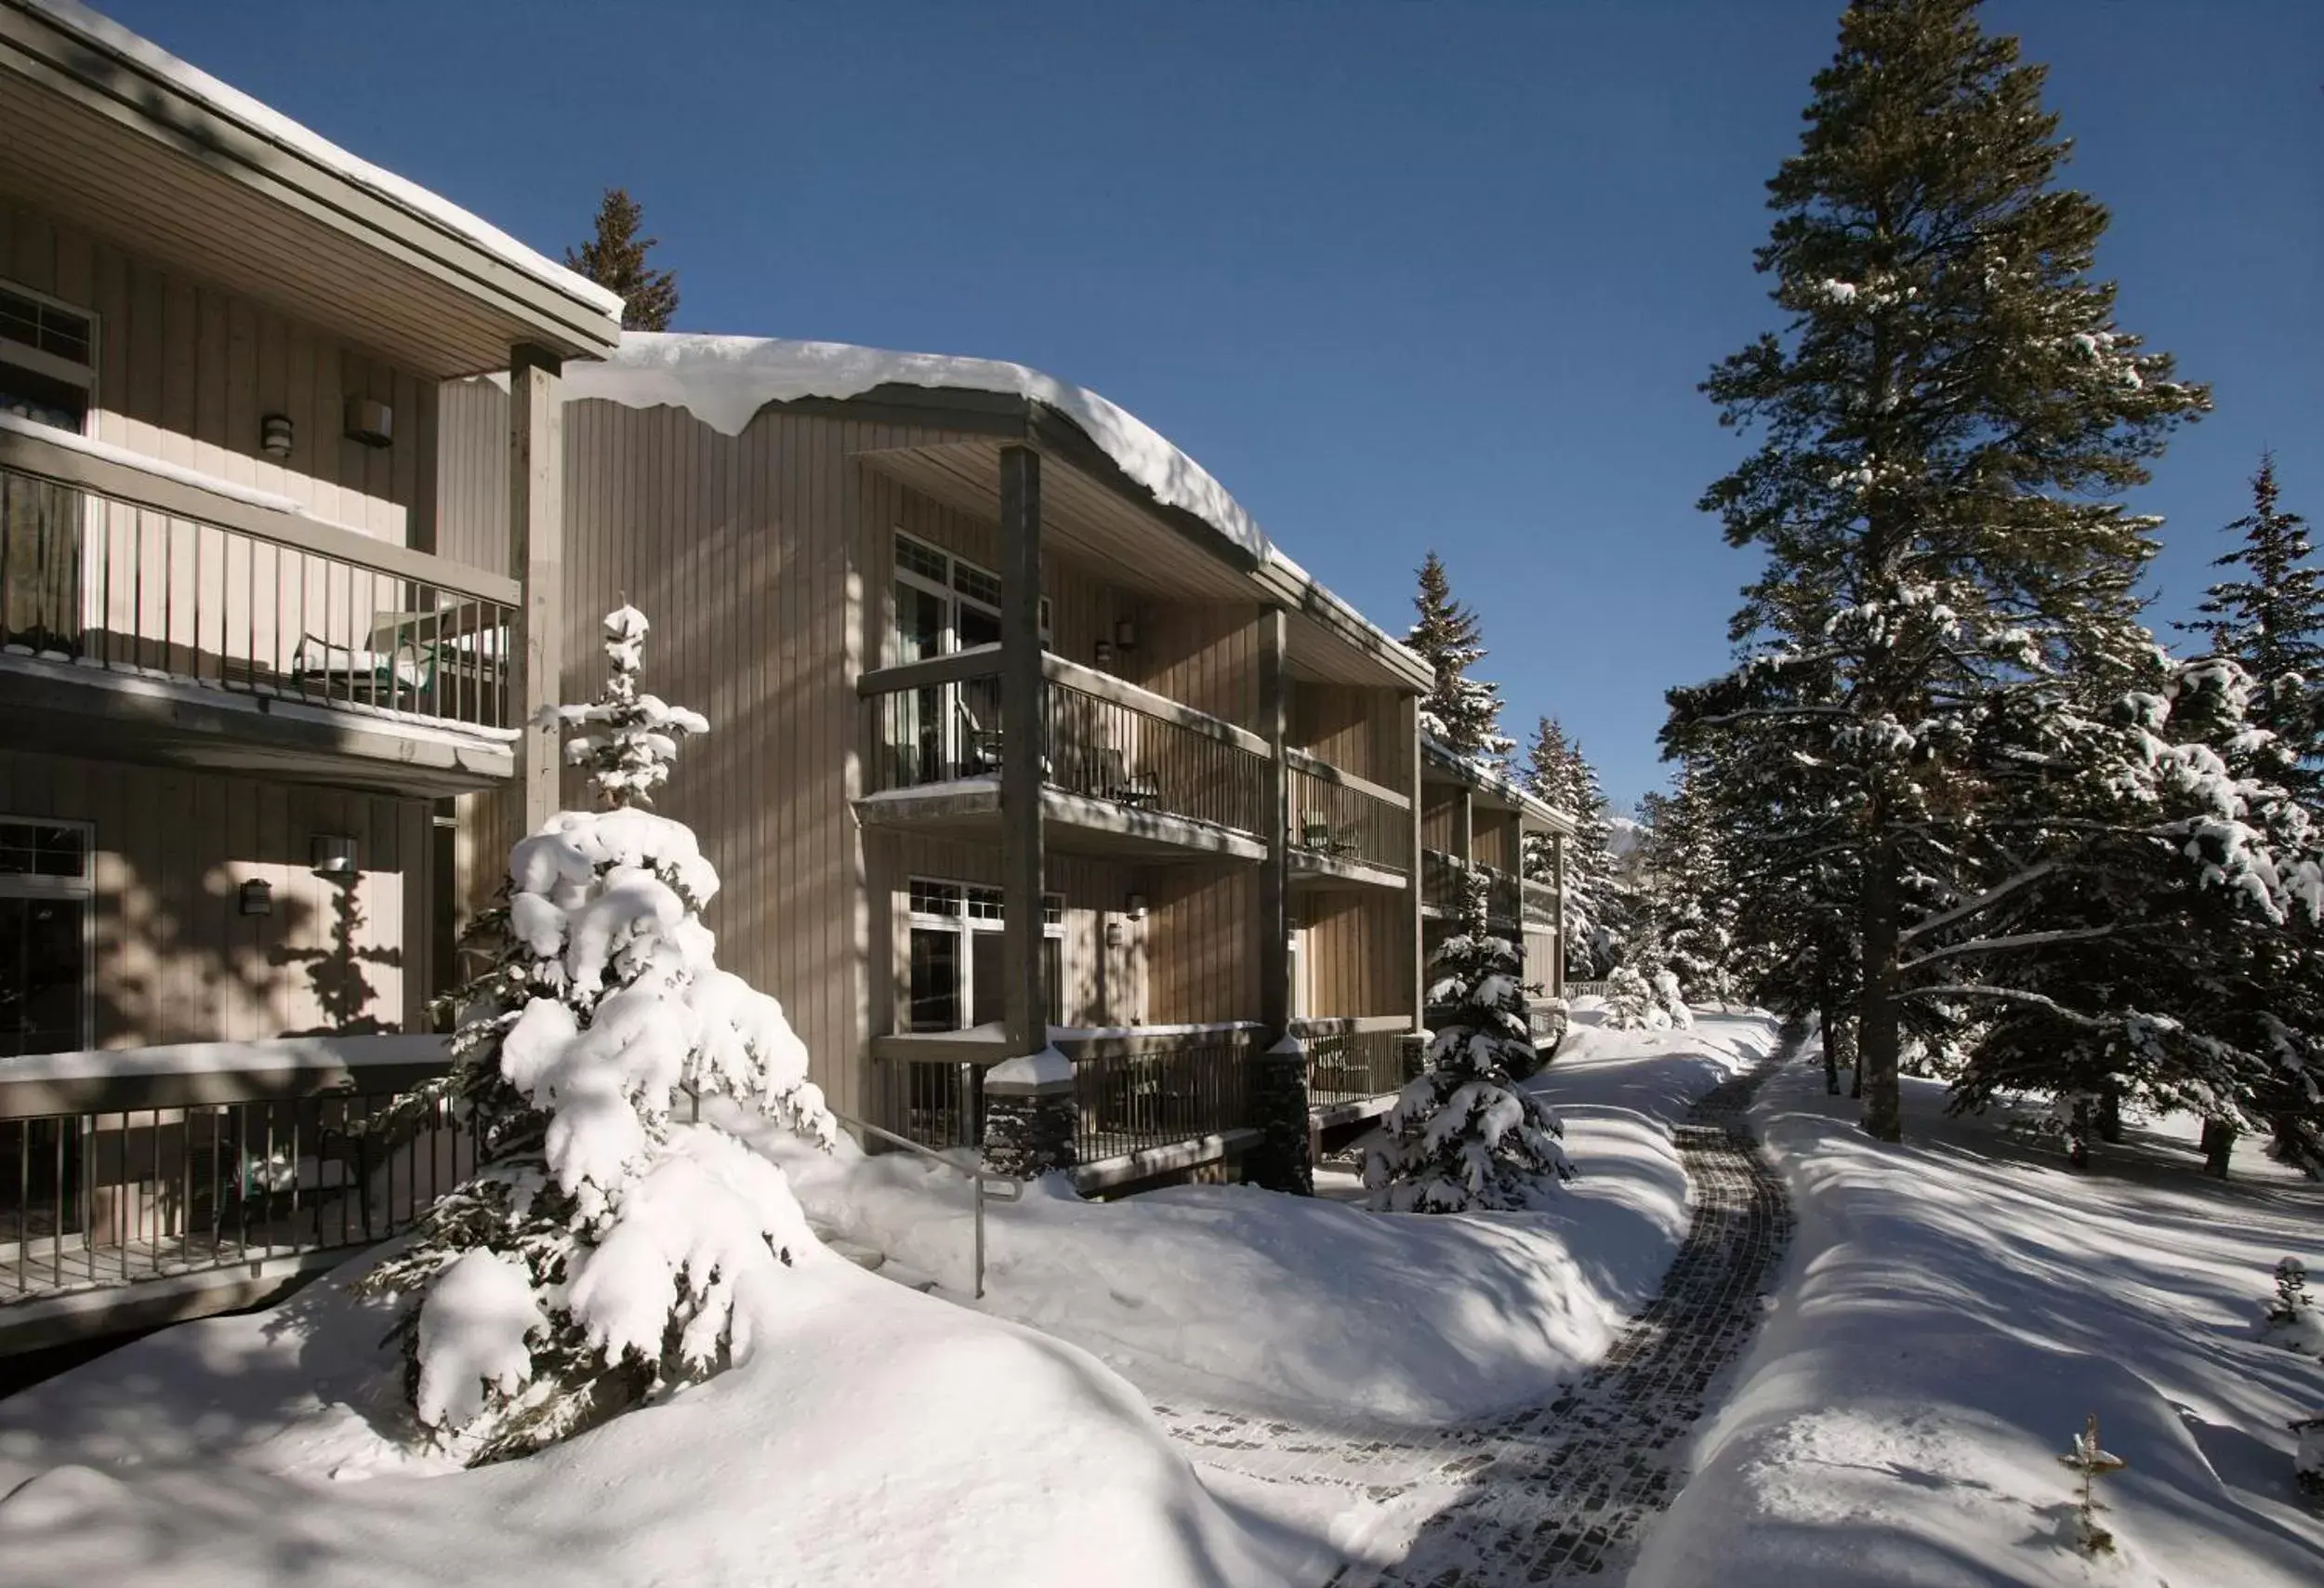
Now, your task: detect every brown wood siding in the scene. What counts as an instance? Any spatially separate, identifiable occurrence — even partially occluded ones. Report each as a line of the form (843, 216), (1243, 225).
(1142, 864), (1260, 1025)
(1131, 602), (1260, 732)
(1472, 813), (1520, 873)
(1420, 792), (1462, 855)
(1299, 891), (1409, 1021)
(2, 197), (442, 554)
(0, 749), (428, 1047)
(1289, 681), (1403, 785)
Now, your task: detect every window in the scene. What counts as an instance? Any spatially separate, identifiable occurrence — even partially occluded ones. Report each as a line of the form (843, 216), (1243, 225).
(883, 532), (1050, 787)
(0, 817), (93, 1058)
(1, 279), (96, 656)
(905, 876), (1065, 1033)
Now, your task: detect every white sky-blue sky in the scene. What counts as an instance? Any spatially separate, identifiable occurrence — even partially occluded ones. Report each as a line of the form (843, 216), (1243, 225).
(101, 0), (2322, 811)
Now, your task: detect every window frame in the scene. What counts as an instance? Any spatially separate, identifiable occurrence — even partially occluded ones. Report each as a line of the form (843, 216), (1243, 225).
(0, 275), (99, 417)
(905, 873), (1066, 1033)
(0, 814), (97, 1056)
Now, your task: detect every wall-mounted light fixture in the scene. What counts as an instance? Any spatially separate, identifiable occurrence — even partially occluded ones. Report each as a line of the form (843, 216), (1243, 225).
(258, 413), (294, 458)
(1113, 617), (1139, 652)
(1104, 919), (1124, 948)
(310, 834), (357, 875)
(1124, 892), (1147, 920)
(238, 878), (273, 917)
(343, 396), (393, 449)
(1094, 640), (1114, 667)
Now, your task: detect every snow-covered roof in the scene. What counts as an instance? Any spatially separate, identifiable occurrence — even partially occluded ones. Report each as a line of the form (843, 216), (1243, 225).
(562, 335), (1432, 686)
(564, 335), (1268, 560)
(23, 0), (621, 324)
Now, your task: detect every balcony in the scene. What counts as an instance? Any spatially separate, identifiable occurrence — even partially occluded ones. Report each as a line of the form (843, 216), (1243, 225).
(858, 647), (1271, 863)
(0, 1036), (464, 1353)
(1293, 1014), (1420, 1124)
(1420, 848), (1523, 926)
(1524, 877), (1559, 927)
(1287, 748), (1413, 891)
(0, 417), (519, 795)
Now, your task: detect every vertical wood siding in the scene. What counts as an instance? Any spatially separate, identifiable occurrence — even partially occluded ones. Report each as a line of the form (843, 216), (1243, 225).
(0, 749), (428, 1047)
(1289, 681), (1403, 785)
(1299, 890), (1410, 1020)
(1420, 792), (1461, 854)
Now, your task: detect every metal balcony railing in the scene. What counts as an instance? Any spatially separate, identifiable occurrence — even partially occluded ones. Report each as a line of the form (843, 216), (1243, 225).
(862, 649), (1271, 838)
(1287, 749), (1413, 877)
(1292, 1015), (1419, 1108)
(0, 418), (518, 733)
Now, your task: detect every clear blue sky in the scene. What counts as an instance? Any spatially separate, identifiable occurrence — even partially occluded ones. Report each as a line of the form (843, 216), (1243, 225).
(104, 0), (2321, 812)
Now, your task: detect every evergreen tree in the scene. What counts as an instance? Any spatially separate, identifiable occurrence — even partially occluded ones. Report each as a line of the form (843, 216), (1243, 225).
(1362, 872), (1575, 1210)
(360, 608), (832, 1462)
(2184, 456), (2323, 803)
(566, 188), (680, 331)
(1671, 0), (2209, 1141)
(1519, 718), (1624, 978)
(1637, 763), (1740, 1005)
(1409, 550), (1515, 764)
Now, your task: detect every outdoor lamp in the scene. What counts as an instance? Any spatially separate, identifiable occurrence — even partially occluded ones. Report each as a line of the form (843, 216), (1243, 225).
(238, 879), (272, 916)
(258, 413), (293, 457)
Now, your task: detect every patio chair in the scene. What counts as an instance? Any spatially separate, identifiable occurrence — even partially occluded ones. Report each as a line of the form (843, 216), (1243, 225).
(1088, 747), (1160, 809)
(291, 632), (439, 704)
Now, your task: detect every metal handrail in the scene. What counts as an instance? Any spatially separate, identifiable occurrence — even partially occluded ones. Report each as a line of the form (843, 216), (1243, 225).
(825, 1106), (1021, 1301)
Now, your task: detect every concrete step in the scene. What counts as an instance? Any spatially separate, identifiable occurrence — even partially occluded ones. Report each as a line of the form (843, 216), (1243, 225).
(812, 1224), (940, 1293)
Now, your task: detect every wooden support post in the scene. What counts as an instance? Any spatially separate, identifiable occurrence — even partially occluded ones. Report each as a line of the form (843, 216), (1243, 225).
(1402, 694), (1425, 1029)
(1552, 831), (1568, 998)
(508, 345), (563, 837)
(997, 444), (1048, 1057)
(1258, 606), (1289, 1039)
(1457, 786), (1474, 865)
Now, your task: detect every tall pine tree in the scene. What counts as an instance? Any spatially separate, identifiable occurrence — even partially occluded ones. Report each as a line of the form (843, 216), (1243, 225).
(2183, 456), (2323, 804)
(1671, 0), (2208, 1140)
(1519, 717), (1625, 978)
(566, 188), (680, 332)
(1409, 550), (1514, 764)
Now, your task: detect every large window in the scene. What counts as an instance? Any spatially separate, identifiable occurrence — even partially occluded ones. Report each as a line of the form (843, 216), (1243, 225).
(0, 281), (96, 656)
(0, 818), (93, 1058)
(905, 877), (1064, 1033)
(885, 532), (1049, 787)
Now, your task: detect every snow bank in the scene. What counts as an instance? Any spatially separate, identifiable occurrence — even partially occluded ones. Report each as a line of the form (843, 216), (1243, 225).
(1629, 1064), (2324, 1588)
(0, 1250), (1308, 1588)
(563, 334), (1271, 561)
(752, 1013), (1776, 1426)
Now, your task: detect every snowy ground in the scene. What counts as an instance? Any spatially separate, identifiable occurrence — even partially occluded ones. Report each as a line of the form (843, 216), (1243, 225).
(1629, 1058), (2324, 1588)
(763, 1011), (1776, 1428)
(0, 1014), (1771, 1587)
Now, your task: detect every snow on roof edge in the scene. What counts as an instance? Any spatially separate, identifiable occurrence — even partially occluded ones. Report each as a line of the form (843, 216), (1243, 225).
(562, 334), (1270, 561)
(1422, 734), (1572, 829)
(26, 0), (623, 324)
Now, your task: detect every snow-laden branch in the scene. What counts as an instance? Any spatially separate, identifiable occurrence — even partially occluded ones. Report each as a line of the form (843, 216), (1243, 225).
(1896, 860), (2056, 945)
(1894, 923), (2121, 975)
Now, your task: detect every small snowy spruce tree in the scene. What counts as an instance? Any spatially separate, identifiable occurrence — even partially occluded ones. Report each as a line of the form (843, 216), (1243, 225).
(1363, 872), (1574, 1210)
(2262, 1257), (2324, 1357)
(2184, 456), (2323, 804)
(361, 607), (832, 1463)
(1409, 550), (1515, 765)
(2058, 1413), (2128, 1554)
(1602, 965), (1667, 1033)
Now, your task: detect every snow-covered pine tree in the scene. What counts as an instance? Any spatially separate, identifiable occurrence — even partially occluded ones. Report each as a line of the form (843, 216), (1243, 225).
(360, 607), (833, 1463)
(565, 188), (680, 331)
(1600, 966), (1667, 1033)
(1520, 718), (1626, 979)
(2184, 456), (2323, 805)
(1409, 550), (1515, 765)
(1362, 870), (1575, 1210)
(1671, 0), (2209, 1141)
(1637, 763), (1740, 1005)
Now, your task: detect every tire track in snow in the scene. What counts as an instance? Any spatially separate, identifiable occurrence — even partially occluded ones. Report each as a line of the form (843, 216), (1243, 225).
(1155, 1028), (1802, 1585)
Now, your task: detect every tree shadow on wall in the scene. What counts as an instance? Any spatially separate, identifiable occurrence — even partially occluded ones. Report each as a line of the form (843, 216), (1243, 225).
(272, 870), (402, 1036)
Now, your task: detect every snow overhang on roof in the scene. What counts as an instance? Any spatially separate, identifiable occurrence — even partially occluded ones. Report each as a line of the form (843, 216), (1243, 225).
(1421, 735), (1575, 834)
(563, 334), (1435, 693)
(2, 0), (624, 373)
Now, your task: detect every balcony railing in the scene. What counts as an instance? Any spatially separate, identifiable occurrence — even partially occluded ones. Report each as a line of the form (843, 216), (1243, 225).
(1293, 1015), (1419, 1108)
(1421, 849), (1524, 924)
(0, 417), (518, 732)
(0, 1037), (465, 1314)
(869, 1025), (1261, 1166)
(863, 648), (1271, 838)
(1287, 748), (1412, 877)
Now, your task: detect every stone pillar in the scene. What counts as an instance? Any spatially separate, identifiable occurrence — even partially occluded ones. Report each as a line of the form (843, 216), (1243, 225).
(1247, 1034), (1313, 1196)
(508, 345), (563, 837)
(981, 1049), (1077, 1181)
